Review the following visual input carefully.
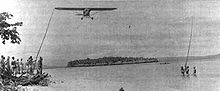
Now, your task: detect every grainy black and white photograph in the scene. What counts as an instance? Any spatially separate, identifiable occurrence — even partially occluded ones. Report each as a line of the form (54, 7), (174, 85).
(0, 0), (220, 91)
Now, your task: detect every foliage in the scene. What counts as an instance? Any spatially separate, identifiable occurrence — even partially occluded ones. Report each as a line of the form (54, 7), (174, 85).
(0, 12), (23, 44)
(67, 56), (159, 67)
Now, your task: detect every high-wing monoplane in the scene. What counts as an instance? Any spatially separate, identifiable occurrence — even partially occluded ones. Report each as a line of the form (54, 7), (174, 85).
(54, 7), (117, 20)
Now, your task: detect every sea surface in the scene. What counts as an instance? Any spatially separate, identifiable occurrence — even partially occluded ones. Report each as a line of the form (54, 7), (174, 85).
(34, 59), (220, 91)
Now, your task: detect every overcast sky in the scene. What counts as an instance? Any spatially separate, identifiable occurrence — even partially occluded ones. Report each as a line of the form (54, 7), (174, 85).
(0, 0), (220, 66)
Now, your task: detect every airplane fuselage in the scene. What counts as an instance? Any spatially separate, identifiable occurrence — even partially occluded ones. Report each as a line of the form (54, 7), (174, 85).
(81, 8), (93, 20)
(83, 8), (91, 16)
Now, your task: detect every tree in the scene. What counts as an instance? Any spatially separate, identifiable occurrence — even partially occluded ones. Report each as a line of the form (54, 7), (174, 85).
(0, 12), (23, 44)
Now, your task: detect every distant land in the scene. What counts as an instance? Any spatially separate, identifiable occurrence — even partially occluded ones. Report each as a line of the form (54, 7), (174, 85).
(43, 54), (220, 69)
(67, 57), (158, 67)
(158, 54), (220, 62)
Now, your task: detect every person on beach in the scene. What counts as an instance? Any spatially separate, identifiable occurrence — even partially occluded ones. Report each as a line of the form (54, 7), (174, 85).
(0, 55), (5, 75)
(20, 58), (24, 74)
(11, 57), (16, 76)
(0, 55), (5, 69)
(5, 56), (11, 73)
(37, 57), (43, 74)
(32, 59), (37, 74)
(16, 59), (20, 74)
(181, 66), (185, 76)
(27, 56), (33, 74)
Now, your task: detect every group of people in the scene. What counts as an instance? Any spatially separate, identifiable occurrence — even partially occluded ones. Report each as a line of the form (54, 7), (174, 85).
(181, 66), (196, 76)
(0, 55), (43, 77)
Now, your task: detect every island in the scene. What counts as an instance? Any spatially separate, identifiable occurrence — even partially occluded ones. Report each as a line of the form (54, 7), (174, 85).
(67, 57), (159, 67)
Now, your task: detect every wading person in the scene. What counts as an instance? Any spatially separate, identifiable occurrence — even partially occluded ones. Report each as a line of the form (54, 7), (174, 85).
(193, 67), (196, 76)
(185, 66), (189, 76)
(181, 66), (185, 76)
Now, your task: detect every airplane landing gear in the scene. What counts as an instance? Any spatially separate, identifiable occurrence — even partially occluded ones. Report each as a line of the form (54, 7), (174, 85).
(80, 17), (94, 20)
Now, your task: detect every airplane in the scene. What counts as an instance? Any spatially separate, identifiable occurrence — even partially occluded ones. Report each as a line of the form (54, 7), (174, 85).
(54, 7), (117, 20)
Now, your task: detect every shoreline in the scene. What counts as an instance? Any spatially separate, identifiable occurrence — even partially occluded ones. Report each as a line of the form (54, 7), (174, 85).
(68, 60), (158, 67)
(67, 57), (159, 67)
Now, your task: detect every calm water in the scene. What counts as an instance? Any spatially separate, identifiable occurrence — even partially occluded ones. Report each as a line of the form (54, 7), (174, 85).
(43, 59), (220, 91)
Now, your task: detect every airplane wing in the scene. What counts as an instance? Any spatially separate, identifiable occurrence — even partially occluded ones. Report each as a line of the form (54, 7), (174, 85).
(55, 8), (85, 10)
(90, 8), (117, 11)
(55, 7), (117, 11)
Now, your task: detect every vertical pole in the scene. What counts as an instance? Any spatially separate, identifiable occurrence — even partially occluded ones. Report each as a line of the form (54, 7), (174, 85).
(185, 16), (194, 68)
(35, 9), (55, 61)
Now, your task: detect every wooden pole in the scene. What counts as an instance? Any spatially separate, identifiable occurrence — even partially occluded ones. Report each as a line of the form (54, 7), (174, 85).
(185, 16), (194, 68)
(35, 9), (55, 61)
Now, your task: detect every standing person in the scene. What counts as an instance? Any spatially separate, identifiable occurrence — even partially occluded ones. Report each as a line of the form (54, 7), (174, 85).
(186, 66), (189, 76)
(11, 57), (16, 76)
(0, 55), (5, 69)
(33, 59), (37, 74)
(193, 67), (196, 76)
(37, 57), (43, 74)
(181, 66), (185, 76)
(16, 59), (20, 74)
(27, 56), (33, 75)
(5, 56), (11, 72)
(25, 61), (28, 74)
(20, 58), (24, 74)
(0, 55), (5, 75)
